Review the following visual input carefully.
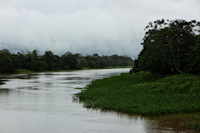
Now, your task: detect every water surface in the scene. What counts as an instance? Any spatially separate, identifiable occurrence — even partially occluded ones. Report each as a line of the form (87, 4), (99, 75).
(0, 68), (175, 133)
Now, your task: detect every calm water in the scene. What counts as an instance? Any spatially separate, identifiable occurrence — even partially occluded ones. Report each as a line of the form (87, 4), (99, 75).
(0, 68), (174, 133)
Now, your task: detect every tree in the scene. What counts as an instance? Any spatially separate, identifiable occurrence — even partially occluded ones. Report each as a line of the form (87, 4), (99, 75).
(0, 49), (16, 74)
(185, 35), (200, 74)
(51, 55), (61, 70)
(137, 19), (199, 74)
(16, 51), (26, 69)
(75, 54), (88, 69)
(43, 51), (54, 71)
(60, 52), (78, 69)
(0, 48), (134, 73)
(30, 50), (40, 71)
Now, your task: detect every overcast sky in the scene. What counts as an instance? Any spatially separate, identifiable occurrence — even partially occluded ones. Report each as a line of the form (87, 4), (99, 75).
(0, 0), (200, 58)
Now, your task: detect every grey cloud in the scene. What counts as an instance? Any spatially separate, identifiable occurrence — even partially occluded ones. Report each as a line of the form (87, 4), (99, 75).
(0, 0), (200, 58)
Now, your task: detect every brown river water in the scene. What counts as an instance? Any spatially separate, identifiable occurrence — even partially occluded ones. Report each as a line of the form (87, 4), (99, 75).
(0, 68), (188, 133)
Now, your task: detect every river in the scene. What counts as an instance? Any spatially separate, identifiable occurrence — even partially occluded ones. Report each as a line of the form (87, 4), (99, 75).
(0, 68), (174, 133)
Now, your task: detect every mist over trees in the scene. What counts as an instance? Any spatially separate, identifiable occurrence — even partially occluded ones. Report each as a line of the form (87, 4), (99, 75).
(0, 49), (134, 74)
(2, 19), (200, 75)
(133, 19), (200, 74)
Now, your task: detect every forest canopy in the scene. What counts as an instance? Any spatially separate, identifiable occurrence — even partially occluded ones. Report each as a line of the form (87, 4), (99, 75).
(133, 19), (200, 74)
(0, 49), (134, 74)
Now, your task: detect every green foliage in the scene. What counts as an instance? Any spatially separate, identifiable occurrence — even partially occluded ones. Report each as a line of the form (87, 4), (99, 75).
(0, 49), (17, 74)
(136, 19), (200, 74)
(43, 51), (54, 70)
(185, 35), (200, 74)
(30, 50), (40, 71)
(76, 71), (200, 117)
(16, 69), (34, 74)
(0, 49), (134, 74)
(60, 52), (78, 70)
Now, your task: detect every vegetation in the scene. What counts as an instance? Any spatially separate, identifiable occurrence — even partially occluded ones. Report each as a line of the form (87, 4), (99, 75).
(133, 19), (200, 74)
(75, 19), (200, 132)
(1, 18), (200, 132)
(0, 50), (134, 74)
(76, 71), (200, 117)
(16, 69), (34, 74)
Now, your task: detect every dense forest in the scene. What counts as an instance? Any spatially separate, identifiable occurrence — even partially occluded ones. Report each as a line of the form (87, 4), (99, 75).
(133, 19), (200, 75)
(0, 49), (134, 74)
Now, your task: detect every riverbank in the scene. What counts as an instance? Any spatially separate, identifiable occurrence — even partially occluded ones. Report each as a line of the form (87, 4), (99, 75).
(0, 67), (131, 81)
(76, 71), (200, 132)
(1, 66), (132, 75)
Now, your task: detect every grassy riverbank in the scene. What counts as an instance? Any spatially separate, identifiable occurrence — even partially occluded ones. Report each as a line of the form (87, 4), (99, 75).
(76, 71), (200, 131)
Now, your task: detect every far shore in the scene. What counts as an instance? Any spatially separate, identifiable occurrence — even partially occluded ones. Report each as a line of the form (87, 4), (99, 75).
(0, 66), (132, 78)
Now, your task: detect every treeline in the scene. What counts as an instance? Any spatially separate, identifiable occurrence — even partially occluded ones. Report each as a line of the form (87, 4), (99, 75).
(133, 19), (200, 74)
(0, 49), (134, 74)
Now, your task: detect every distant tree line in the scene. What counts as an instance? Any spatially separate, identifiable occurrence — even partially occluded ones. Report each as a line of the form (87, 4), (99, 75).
(132, 19), (200, 74)
(0, 49), (134, 74)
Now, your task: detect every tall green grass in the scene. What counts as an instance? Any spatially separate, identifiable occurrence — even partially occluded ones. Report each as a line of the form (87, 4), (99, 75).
(76, 71), (200, 117)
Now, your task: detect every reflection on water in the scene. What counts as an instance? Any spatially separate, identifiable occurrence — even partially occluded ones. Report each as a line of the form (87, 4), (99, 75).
(0, 88), (10, 94)
(0, 79), (9, 85)
(0, 68), (176, 133)
(17, 87), (39, 90)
